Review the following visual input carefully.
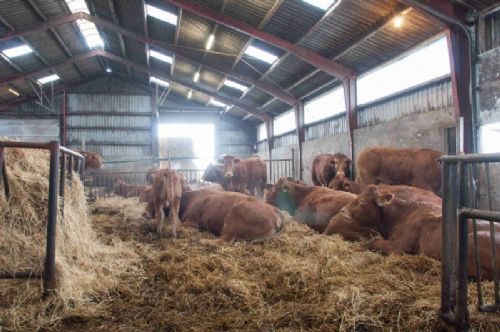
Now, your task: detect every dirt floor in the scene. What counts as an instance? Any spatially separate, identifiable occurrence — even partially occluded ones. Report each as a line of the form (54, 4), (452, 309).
(44, 198), (500, 331)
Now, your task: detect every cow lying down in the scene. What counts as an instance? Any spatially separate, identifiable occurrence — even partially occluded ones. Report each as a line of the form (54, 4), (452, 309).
(324, 185), (500, 280)
(179, 190), (287, 243)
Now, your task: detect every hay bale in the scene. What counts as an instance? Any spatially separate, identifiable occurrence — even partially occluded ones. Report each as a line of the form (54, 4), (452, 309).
(83, 198), (500, 331)
(0, 143), (140, 330)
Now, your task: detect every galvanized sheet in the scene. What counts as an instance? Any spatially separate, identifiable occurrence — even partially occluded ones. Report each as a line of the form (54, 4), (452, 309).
(274, 131), (298, 148)
(68, 94), (151, 113)
(67, 129), (151, 144)
(67, 115), (150, 128)
(358, 77), (453, 127)
(67, 144), (152, 158)
(305, 113), (348, 140)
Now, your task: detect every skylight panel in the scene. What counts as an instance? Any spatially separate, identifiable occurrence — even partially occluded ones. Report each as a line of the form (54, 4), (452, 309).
(146, 4), (178, 25)
(150, 76), (170, 87)
(64, 0), (104, 48)
(302, 0), (337, 11)
(149, 50), (173, 64)
(37, 74), (60, 85)
(209, 99), (227, 108)
(244, 45), (278, 64)
(2, 45), (33, 58)
(224, 79), (248, 92)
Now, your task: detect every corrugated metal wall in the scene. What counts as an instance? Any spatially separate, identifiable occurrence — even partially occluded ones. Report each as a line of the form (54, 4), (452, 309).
(216, 116), (256, 157)
(256, 76), (453, 152)
(358, 77), (453, 127)
(66, 77), (153, 160)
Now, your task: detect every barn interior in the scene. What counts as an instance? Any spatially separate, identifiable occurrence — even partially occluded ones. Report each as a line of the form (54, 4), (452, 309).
(1, 0), (500, 330)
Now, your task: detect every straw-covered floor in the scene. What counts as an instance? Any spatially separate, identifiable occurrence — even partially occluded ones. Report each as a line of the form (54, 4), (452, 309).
(1, 145), (499, 331)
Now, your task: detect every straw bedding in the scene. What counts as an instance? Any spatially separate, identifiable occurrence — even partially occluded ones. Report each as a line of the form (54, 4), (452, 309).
(1, 145), (499, 331)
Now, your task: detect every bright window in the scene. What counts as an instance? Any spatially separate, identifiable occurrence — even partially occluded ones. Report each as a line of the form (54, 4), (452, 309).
(158, 123), (214, 169)
(208, 99), (227, 108)
(305, 86), (345, 124)
(65, 0), (103, 48)
(37, 74), (60, 85)
(274, 110), (295, 136)
(2, 45), (32, 58)
(302, 0), (338, 11)
(149, 50), (173, 64)
(146, 4), (178, 25)
(481, 123), (500, 153)
(244, 45), (278, 64)
(357, 36), (450, 105)
(150, 76), (170, 87)
(224, 79), (248, 92)
(258, 123), (267, 140)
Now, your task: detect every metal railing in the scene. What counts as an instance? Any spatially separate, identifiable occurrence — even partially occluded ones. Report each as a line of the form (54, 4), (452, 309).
(0, 140), (84, 295)
(264, 158), (295, 184)
(440, 153), (500, 330)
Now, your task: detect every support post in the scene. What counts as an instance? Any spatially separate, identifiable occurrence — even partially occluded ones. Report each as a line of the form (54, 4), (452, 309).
(43, 141), (59, 295)
(446, 27), (474, 154)
(0, 147), (9, 198)
(60, 90), (67, 146)
(59, 152), (65, 219)
(265, 120), (274, 183)
(343, 75), (357, 175)
(294, 102), (305, 181)
(151, 91), (160, 159)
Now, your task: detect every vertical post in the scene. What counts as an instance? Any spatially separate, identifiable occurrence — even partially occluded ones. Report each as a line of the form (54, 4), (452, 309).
(60, 91), (67, 146)
(447, 27), (474, 153)
(43, 141), (60, 295)
(68, 156), (73, 181)
(441, 161), (452, 316)
(0, 147), (10, 199)
(291, 148), (295, 180)
(294, 102), (305, 181)
(59, 152), (66, 219)
(151, 91), (160, 159)
(343, 75), (358, 176)
(265, 120), (274, 183)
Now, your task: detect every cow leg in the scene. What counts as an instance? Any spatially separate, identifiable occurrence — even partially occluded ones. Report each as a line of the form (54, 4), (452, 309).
(364, 238), (405, 255)
(155, 202), (165, 236)
(169, 197), (181, 238)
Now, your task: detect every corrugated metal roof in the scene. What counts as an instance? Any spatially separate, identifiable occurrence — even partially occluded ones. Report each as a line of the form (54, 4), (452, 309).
(0, 0), (474, 122)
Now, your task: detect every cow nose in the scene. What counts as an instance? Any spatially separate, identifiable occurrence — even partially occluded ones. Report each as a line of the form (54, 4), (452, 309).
(337, 171), (345, 176)
(225, 172), (233, 178)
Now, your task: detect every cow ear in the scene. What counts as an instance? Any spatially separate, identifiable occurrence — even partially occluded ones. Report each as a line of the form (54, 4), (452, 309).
(376, 192), (394, 207)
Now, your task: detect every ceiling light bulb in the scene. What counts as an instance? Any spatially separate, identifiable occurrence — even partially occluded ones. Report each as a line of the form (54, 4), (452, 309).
(193, 71), (200, 83)
(187, 90), (192, 99)
(8, 88), (19, 96)
(206, 34), (215, 50)
(394, 16), (404, 28)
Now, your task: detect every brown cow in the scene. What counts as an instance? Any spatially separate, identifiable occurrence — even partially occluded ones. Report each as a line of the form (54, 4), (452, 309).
(324, 185), (500, 279)
(265, 177), (357, 233)
(356, 146), (442, 194)
(311, 153), (351, 187)
(113, 179), (148, 198)
(202, 164), (225, 184)
(78, 151), (103, 169)
(180, 189), (286, 243)
(151, 169), (183, 237)
(221, 155), (267, 196)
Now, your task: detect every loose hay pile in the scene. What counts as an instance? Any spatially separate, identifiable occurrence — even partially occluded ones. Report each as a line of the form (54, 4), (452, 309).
(0, 144), (139, 331)
(86, 198), (500, 331)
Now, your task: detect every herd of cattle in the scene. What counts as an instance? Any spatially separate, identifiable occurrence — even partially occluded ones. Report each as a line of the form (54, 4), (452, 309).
(85, 146), (499, 280)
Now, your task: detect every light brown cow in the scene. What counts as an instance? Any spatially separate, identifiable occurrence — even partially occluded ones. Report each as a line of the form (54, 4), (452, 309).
(265, 177), (357, 233)
(113, 179), (148, 198)
(78, 151), (103, 169)
(180, 190), (286, 243)
(356, 146), (442, 194)
(220, 155), (267, 196)
(324, 185), (500, 279)
(150, 169), (183, 237)
(312, 153), (351, 186)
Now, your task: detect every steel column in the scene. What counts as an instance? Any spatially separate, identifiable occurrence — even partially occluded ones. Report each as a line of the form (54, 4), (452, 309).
(0, 147), (9, 198)
(265, 120), (274, 182)
(343, 75), (357, 173)
(42, 141), (59, 295)
(294, 102), (305, 181)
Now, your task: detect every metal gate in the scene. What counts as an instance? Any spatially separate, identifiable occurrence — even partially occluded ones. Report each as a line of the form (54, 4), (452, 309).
(440, 153), (500, 329)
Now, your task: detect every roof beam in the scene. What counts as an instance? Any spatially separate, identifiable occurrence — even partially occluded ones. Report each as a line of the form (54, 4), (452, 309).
(399, 0), (468, 26)
(140, 0), (150, 68)
(25, 0), (85, 78)
(100, 51), (269, 120)
(0, 12), (297, 106)
(163, 0), (355, 79)
(258, 5), (411, 113)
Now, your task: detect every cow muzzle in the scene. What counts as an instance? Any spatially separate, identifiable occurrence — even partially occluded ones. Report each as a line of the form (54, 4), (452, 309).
(225, 172), (233, 178)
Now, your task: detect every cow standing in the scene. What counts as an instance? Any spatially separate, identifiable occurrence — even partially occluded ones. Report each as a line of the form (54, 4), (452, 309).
(180, 189), (286, 243)
(311, 153), (351, 187)
(202, 163), (228, 188)
(151, 169), (183, 238)
(356, 146), (442, 195)
(221, 155), (267, 196)
(324, 185), (500, 279)
(265, 177), (356, 233)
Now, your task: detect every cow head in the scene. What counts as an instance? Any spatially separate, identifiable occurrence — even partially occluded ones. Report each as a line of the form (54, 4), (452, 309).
(219, 155), (240, 179)
(81, 151), (103, 169)
(324, 185), (394, 239)
(202, 163), (224, 183)
(328, 174), (350, 191)
(265, 178), (298, 215)
(329, 153), (351, 178)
